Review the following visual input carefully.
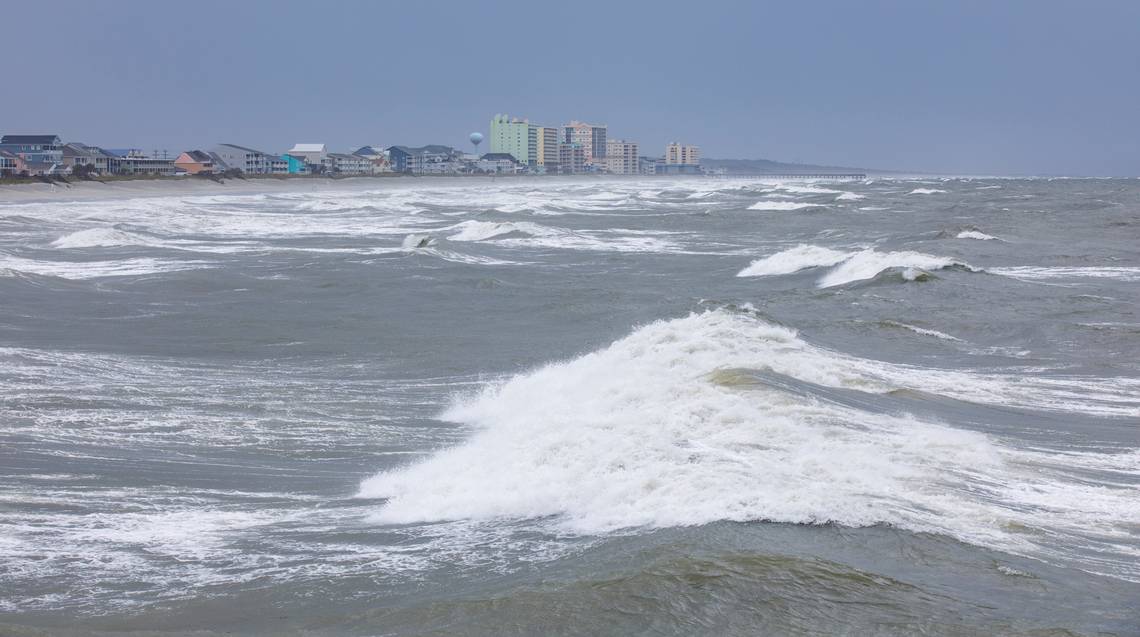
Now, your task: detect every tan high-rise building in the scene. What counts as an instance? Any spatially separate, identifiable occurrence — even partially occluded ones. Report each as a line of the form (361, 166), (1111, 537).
(605, 140), (639, 175)
(563, 120), (607, 162)
(535, 126), (560, 171)
(665, 142), (700, 165)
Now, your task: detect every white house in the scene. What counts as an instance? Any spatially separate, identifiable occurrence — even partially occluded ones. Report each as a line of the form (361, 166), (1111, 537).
(286, 143), (326, 167)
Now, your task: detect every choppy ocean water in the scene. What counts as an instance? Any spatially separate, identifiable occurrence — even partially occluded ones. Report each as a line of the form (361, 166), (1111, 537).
(0, 176), (1137, 636)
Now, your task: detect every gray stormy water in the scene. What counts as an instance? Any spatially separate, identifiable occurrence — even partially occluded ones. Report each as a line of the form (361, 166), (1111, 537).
(0, 176), (1138, 636)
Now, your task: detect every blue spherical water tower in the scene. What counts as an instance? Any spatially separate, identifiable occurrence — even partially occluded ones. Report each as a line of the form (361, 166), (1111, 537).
(469, 132), (484, 157)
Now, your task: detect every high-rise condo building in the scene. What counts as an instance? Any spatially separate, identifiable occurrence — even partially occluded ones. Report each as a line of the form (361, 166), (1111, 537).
(605, 140), (639, 175)
(490, 114), (538, 165)
(559, 143), (586, 174)
(665, 142), (700, 165)
(535, 126), (560, 172)
(563, 120), (607, 162)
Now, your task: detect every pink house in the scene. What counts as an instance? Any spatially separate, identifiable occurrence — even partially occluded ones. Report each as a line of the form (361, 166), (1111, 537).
(0, 149), (28, 176)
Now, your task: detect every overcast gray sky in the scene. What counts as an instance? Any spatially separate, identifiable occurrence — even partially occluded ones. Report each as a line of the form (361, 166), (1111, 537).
(3, 0), (1138, 175)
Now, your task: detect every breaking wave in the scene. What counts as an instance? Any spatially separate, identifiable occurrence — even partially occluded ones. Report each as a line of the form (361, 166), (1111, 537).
(51, 227), (163, 249)
(447, 220), (549, 242)
(401, 233), (434, 249)
(359, 310), (1140, 578)
(817, 249), (974, 287)
(957, 230), (998, 241)
(737, 245), (853, 277)
(737, 245), (976, 288)
(747, 201), (824, 211)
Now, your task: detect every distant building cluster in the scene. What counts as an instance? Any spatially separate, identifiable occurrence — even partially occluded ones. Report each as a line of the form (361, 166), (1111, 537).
(487, 114), (701, 175)
(0, 120), (702, 179)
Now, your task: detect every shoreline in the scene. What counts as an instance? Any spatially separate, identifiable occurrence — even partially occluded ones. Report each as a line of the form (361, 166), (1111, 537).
(0, 173), (658, 203)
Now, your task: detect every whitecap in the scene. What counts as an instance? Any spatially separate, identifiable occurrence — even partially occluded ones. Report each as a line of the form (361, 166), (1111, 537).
(737, 245), (854, 277)
(446, 220), (549, 242)
(358, 310), (1140, 578)
(817, 249), (974, 288)
(957, 230), (998, 240)
(747, 201), (823, 211)
(51, 228), (162, 249)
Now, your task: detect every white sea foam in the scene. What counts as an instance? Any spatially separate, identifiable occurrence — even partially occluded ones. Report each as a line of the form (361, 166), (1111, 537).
(737, 245), (854, 277)
(747, 201), (823, 211)
(817, 249), (972, 287)
(359, 310), (1140, 575)
(835, 192), (865, 201)
(957, 230), (998, 240)
(447, 220), (548, 242)
(0, 254), (212, 279)
(991, 266), (1140, 283)
(909, 188), (947, 195)
(764, 184), (844, 195)
(51, 228), (163, 249)
(401, 234), (434, 249)
(881, 320), (962, 342)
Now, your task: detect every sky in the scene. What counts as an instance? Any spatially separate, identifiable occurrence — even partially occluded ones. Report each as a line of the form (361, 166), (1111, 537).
(3, 0), (1138, 175)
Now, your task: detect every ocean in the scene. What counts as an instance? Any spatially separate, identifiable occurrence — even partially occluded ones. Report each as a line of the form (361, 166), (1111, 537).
(1, 176), (1137, 635)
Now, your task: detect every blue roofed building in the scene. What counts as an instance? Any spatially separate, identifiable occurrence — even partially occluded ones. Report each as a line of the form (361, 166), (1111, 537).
(0, 135), (64, 174)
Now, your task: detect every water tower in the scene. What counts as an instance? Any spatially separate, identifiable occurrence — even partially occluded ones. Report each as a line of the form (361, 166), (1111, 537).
(469, 132), (484, 158)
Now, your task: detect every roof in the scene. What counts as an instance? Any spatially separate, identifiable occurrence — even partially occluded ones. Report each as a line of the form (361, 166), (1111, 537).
(353, 146), (385, 156)
(62, 143), (103, 158)
(480, 153), (518, 162)
(0, 149), (21, 159)
(387, 145), (458, 157)
(328, 153), (365, 160)
(288, 143), (326, 153)
(1, 135), (61, 145)
(217, 143), (271, 155)
(179, 150), (214, 163)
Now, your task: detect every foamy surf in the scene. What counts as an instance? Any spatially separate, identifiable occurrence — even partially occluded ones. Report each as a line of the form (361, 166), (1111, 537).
(446, 220), (550, 242)
(990, 266), (1140, 283)
(50, 227), (165, 249)
(737, 245), (854, 277)
(817, 249), (974, 287)
(747, 201), (824, 211)
(956, 230), (998, 240)
(737, 245), (976, 288)
(359, 310), (1140, 579)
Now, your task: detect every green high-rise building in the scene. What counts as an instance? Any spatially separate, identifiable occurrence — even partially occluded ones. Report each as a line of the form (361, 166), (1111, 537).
(489, 114), (537, 165)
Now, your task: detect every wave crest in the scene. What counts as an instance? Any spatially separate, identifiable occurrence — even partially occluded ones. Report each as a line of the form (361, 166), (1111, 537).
(357, 309), (1140, 577)
(737, 245), (853, 277)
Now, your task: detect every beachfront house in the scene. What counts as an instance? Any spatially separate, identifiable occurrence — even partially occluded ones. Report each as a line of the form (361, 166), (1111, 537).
(386, 145), (463, 175)
(282, 154), (310, 174)
(0, 149), (28, 176)
(62, 143), (116, 175)
(0, 135), (64, 175)
(353, 146), (392, 173)
(286, 143), (326, 168)
(211, 144), (288, 175)
(101, 149), (178, 176)
(477, 152), (521, 174)
(324, 153), (372, 175)
(174, 150), (229, 175)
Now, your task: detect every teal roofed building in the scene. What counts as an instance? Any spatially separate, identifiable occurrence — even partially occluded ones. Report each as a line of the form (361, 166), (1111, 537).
(282, 154), (310, 174)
